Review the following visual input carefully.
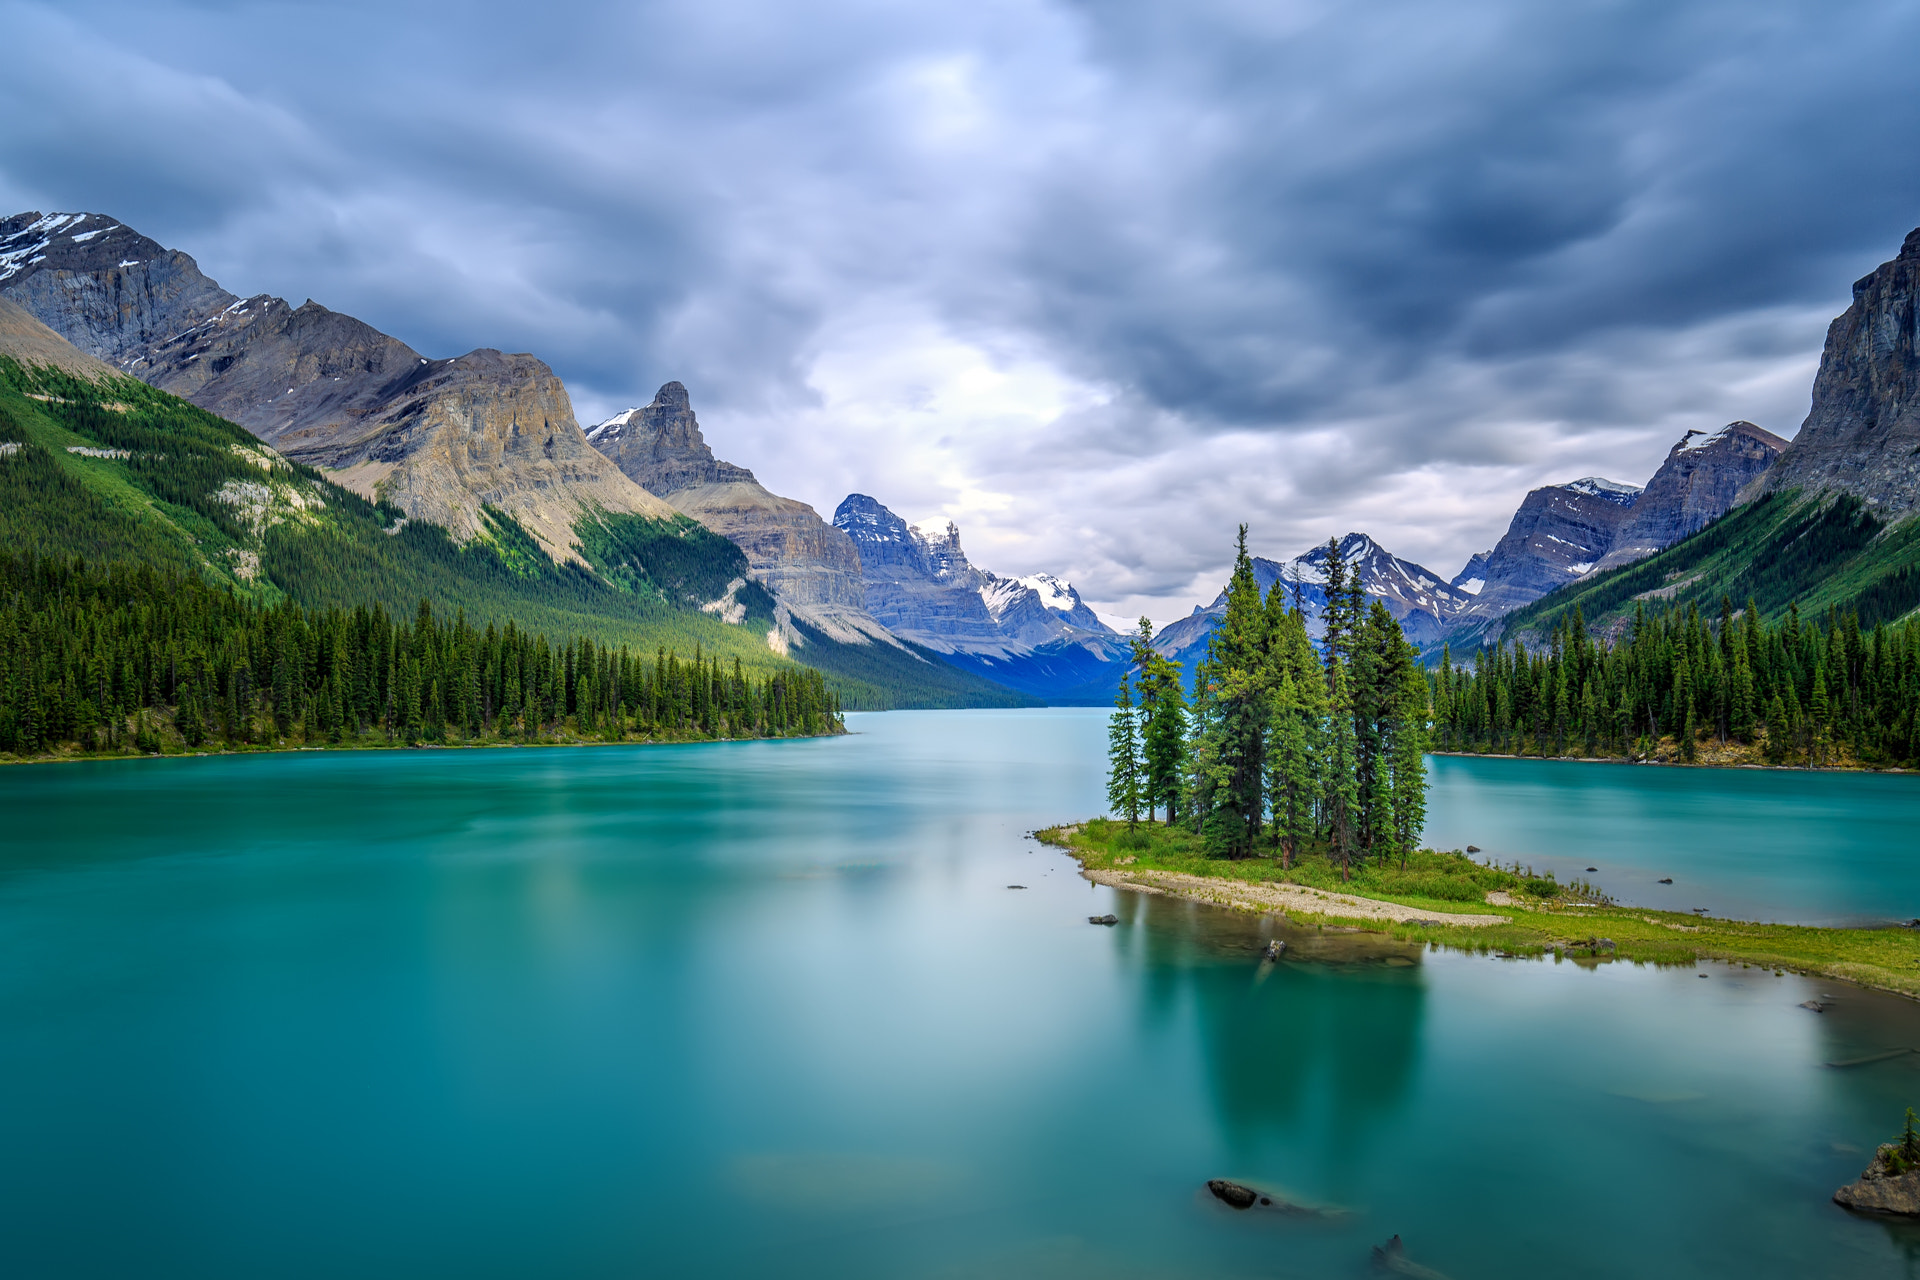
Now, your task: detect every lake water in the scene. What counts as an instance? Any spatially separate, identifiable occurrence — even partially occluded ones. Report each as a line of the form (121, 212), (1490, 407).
(4, 708), (1920, 1279)
(1425, 754), (1920, 925)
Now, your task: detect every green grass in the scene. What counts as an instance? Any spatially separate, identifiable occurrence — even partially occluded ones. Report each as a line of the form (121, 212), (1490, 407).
(1045, 817), (1920, 997)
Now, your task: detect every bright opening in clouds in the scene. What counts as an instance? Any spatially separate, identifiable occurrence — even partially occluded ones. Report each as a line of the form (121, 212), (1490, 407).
(5, 0), (1919, 625)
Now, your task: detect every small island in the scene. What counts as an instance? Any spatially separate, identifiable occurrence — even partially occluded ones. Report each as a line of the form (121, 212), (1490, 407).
(1836, 1111), (1920, 1216)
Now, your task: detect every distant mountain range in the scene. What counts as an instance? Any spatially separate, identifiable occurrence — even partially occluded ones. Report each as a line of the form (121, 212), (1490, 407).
(0, 211), (1026, 709)
(830, 494), (1125, 701)
(4, 207), (1915, 699)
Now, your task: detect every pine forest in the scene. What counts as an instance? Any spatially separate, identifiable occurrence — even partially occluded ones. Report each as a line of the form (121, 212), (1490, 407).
(0, 554), (843, 759)
(1432, 597), (1920, 768)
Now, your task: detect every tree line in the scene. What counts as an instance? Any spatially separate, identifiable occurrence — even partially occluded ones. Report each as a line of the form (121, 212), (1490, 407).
(0, 553), (843, 757)
(1109, 530), (1430, 876)
(1432, 597), (1920, 767)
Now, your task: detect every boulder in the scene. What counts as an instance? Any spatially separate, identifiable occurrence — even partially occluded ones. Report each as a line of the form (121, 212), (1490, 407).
(1206, 1179), (1258, 1210)
(1089, 914), (1118, 926)
(1835, 1146), (1920, 1215)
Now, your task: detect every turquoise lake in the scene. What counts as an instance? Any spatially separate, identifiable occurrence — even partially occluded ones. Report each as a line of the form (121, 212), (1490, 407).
(4, 708), (1920, 1278)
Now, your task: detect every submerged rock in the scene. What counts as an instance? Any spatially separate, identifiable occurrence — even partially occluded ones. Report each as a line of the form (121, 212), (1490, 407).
(1835, 1146), (1920, 1215)
(1207, 1179), (1258, 1210)
(1089, 914), (1118, 926)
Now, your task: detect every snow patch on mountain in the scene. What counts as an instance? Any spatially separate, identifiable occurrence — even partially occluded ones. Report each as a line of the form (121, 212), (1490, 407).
(1563, 476), (1642, 504)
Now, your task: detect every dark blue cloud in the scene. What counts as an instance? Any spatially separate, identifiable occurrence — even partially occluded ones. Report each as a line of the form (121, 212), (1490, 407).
(1, 0), (1915, 613)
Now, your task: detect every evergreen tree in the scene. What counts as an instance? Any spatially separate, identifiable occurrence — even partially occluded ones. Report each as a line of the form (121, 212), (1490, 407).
(1107, 672), (1142, 828)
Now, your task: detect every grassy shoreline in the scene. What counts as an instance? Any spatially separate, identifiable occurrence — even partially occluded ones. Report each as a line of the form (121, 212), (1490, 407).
(2, 720), (846, 767)
(1042, 818), (1920, 999)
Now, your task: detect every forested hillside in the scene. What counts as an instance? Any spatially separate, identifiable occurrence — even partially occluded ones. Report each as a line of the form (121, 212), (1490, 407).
(0, 554), (841, 756)
(1433, 598), (1920, 767)
(1477, 492), (1920, 657)
(0, 356), (1019, 715)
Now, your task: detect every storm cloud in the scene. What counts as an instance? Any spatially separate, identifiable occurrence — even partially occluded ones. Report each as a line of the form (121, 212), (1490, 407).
(4, 0), (1918, 622)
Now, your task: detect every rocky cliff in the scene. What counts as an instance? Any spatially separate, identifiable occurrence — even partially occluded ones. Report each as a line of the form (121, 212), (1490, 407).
(1453, 478), (1640, 621)
(832, 493), (1123, 699)
(0, 296), (118, 381)
(1748, 227), (1920, 515)
(0, 211), (680, 566)
(1594, 422), (1786, 570)
(588, 385), (892, 645)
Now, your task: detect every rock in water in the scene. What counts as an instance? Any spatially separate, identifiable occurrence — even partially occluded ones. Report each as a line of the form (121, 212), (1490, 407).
(1206, 1179), (1258, 1210)
(1263, 939), (1287, 960)
(1089, 914), (1118, 926)
(1835, 1147), (1920, 1215)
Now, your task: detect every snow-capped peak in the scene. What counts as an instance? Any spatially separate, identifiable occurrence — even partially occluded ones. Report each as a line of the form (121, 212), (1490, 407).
(1677, 425), (1732, 454)
(0, 213), (126, 283)
(586, 408), (640, 443)
(1015, 572), (1078, 614)
(1563, 476), (1641, 504)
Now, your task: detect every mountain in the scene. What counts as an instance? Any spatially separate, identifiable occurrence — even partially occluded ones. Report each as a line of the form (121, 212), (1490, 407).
(0, 212), (1028, 708)
(1593, 422), (1787, 571)
(1487, 227), (1920, 646)
(587, 383), (890, 647)
(1746, 228), (1920, 516)
(1148, 533), (1473, 680)
(0, 211), (677, 567)
(1450, 549), (1493, 597)
(831, 493), (1125, 701)
(1451, 478), (1641, 624)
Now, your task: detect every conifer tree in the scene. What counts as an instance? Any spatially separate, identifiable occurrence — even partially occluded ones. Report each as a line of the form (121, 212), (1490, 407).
(1108, 672), (1142, 828)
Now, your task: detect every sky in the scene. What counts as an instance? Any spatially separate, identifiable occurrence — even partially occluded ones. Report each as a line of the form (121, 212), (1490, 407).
(5, 0), (1920, 626)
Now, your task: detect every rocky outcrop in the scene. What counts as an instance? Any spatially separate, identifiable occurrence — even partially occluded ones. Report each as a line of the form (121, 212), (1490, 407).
(1834, 1146), (1920, 1215)
(1750, 228), (1920, 515)
(585, 381), (755, 492)
(588, 385), (892, 645)
(1453, 478), (1640, 621)
(274, 348), (680, 561)
(0, 296), (118, 381)
(0, 211), (680, 566)
(1594, 422), (1787, 570)
(830, 494), (1123, 697)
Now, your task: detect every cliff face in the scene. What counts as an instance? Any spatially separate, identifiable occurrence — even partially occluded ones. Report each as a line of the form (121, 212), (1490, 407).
(0, 213), (233, 363)
(1749, 228), (1920, 515)
(277, 348), (678, 559)
(1595, 422), (1786, 570)
(0, 296), (118, 381)
(588, 385), (890, 644)
(1455, 478), (1640, 621)
(0, 211), (677, 566)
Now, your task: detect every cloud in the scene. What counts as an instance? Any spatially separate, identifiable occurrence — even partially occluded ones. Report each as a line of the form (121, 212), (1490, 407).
(3, 0), (1918, 624)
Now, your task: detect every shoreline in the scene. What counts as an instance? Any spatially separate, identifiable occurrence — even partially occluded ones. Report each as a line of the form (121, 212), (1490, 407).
(1, 727), (847, 768)
(1043, 822), (1920, 1001)
(1428, 749), (1909, 775)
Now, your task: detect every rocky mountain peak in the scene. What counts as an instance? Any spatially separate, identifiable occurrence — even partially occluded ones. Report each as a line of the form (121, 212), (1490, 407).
(586, 381), (756, 495)
(1748, 226), (1920, 515)
(1595, 420), (1786, 571)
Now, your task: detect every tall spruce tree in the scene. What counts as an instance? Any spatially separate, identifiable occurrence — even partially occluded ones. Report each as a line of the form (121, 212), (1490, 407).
(1108, 672), (1142, 827)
